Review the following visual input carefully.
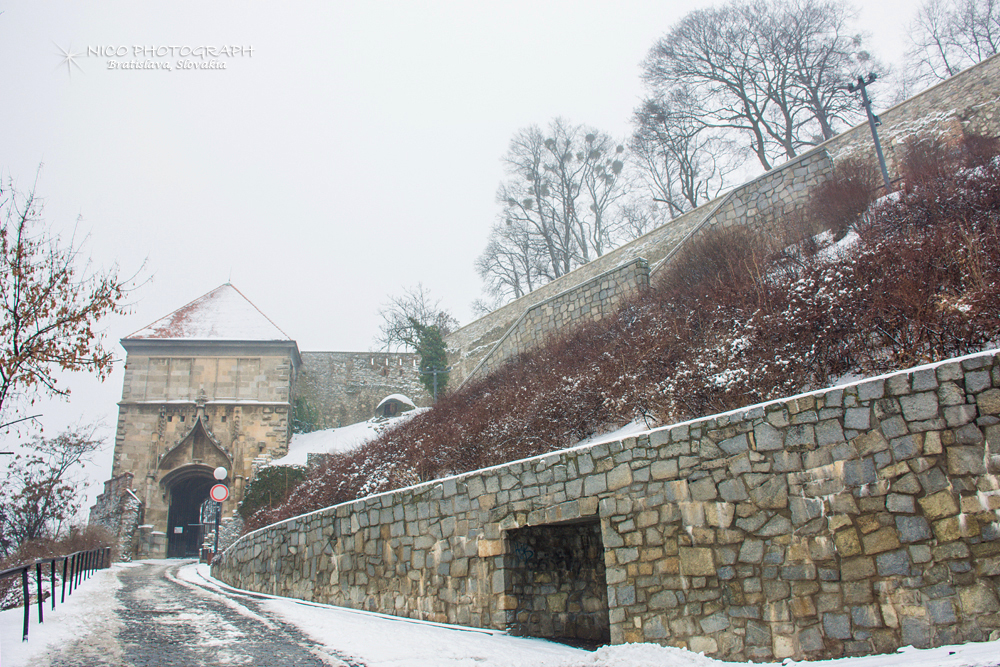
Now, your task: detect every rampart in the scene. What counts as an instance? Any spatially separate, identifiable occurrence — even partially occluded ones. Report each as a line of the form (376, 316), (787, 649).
(446, 53), (1000, 388)
(297, 351), (432, 429)
(461, 258), (651, 386)
(446, 204), (713, 385)
(88, 472), (143, 561)
(214, 349), (1000, 662)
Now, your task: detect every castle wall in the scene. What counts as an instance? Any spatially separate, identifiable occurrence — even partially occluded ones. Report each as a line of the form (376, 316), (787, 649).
(88, 472), (143, 561)
(461, 258), (651, 386)
(296, 352), (432, 429)
(214, 349), (1000, 661)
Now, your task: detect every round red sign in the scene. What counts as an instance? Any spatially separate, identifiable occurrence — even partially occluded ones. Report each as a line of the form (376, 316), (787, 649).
(209, 484), (229, 503)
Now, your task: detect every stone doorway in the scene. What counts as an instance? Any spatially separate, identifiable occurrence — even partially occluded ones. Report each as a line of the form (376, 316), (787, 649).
(163, 467), (215, 558)
(503, 520), (610, 646)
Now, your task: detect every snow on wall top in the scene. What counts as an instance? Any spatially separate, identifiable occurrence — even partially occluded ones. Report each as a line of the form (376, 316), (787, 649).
(126, 284), (292, 341)
(375, 394), (416, 411)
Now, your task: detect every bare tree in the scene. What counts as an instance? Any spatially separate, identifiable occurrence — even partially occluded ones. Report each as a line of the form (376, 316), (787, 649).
(0, 178), (133, 425)
(0, 424), (103, 557)
(642, 0), (868, 171)
(475, 219), (551, 303)
(495, 119), (630, 280)
(632, 88), (732, 218)
(907, 0), (999, 82)
(376, 284), (458, 352)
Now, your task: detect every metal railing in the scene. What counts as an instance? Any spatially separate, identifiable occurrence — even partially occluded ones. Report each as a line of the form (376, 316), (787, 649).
(0, 546), (112, 643)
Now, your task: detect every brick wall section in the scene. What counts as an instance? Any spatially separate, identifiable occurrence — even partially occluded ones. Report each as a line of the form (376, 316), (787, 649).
(213, 349), (1000, 661)
(297, 352), (431, 428)
(461, 259), (650, 386)
(446, 54), (1000, 389)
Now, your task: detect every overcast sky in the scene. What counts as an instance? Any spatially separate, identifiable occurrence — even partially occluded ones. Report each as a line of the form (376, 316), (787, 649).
(1, 0), (920, 505)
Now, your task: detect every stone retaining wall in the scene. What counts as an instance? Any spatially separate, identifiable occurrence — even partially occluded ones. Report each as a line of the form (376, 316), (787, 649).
(461, 259), (650, 387)
(213, 349), (1000, 661)
(446, 205), (712, 386)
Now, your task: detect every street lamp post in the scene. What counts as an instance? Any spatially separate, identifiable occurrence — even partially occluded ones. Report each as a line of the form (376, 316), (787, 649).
(210, 467), (229, 557)
(419, 367), (451, 402)
(847, 73), (893, 193)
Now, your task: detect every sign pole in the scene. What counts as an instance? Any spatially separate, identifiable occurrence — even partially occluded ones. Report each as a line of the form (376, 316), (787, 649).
(210, 467), (229, 561)
(214, 501), (221, 557)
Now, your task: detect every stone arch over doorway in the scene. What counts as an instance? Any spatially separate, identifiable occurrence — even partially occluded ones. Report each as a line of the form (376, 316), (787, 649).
(161, 464), (217, 557)
(158, 416), (233, 557)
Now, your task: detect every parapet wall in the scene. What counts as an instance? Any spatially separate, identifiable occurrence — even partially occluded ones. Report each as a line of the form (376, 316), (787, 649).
(461, 258), (651, 386)
(296, 351), (432, 429)
(214, 349), (1000, 662)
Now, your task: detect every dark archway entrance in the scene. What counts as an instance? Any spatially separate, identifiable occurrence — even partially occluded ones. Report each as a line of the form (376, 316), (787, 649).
(163, 466), (215, 558)
(504, 519), (610, 646)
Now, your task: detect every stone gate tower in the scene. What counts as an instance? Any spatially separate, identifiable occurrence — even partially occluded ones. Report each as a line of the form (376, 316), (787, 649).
(112, 284), (299, 558)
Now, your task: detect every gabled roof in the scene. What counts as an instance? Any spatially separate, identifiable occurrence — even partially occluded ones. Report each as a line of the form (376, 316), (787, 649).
(126, 284), (292, 342)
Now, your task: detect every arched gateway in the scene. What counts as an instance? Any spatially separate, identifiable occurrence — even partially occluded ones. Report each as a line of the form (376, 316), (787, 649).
(108, 284), (300, 559)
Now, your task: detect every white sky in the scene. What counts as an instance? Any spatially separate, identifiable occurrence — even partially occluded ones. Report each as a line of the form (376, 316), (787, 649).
(0, 1), (919, 506)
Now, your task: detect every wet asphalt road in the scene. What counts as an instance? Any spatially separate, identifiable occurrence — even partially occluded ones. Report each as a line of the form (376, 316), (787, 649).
(35, 559), (364, 667)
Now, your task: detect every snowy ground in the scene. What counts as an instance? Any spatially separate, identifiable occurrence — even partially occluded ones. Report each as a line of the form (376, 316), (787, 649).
(3, 561), (1000, 667)
(271, 409), (429, 467)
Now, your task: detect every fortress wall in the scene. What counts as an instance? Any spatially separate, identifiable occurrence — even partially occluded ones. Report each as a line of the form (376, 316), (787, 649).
(446, 204), (714, 386)
(461, 258), (650, 387)
(296, 351), (432, 429)
(214, 349), (1000, 661)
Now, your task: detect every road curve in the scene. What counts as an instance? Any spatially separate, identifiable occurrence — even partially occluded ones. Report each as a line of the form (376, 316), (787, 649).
(34, 559), (364, 667)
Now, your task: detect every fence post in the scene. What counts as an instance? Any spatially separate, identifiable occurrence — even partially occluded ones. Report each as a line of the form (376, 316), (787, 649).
(21, 568), (29, 641)
(51, 560), (56, 610)
(35, 563), (43, 624)
(68, 553), (75, 595)
(61, 556), (68, 602)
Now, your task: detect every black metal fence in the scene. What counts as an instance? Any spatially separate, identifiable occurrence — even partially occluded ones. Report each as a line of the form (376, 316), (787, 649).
(0, 546), (112, 643)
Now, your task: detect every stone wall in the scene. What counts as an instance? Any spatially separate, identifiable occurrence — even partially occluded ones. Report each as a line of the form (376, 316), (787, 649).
(446, 204), (714, 386)
(446, 54), (1000, 388)
(461, 259), (650, 387)
(88, 472), (143, 561)
(296, 352), (432, 429)
(824, 54), (1000, 176)
(213, 349), (1000, 661)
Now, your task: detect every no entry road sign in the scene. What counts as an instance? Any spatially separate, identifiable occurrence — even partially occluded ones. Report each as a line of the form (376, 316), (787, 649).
(210, 484), (229, 503)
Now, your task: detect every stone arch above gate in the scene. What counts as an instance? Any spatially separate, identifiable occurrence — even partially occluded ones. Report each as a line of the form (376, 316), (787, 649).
(158, 414), (232, 473)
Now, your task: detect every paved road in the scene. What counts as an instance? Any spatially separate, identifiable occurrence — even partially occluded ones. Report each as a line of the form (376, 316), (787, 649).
(36, 560), (364, 667)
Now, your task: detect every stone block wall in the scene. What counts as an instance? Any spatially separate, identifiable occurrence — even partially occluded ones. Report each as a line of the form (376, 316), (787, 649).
(88, 472), (143, 561)
(825, 53), (1000, 175)
(446, 205), (713, 387)
(296, 352), (431, 429)
(461, 259), (650, 386)
(213, 349), (1000, 662)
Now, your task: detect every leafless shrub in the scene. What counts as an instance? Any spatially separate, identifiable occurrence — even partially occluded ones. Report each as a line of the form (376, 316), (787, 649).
(808, 158), (883, 238)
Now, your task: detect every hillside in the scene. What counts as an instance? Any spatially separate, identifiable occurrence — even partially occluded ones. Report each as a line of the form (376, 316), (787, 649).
(246, 134), (1000, 532)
